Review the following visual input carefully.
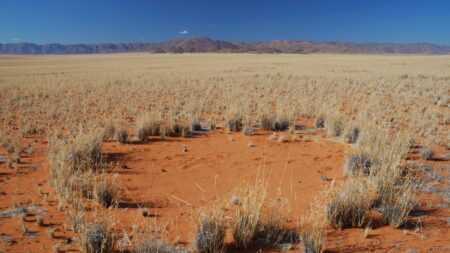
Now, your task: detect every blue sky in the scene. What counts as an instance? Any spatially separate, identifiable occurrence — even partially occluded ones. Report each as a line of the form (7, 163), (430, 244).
(1, 0), (449, 44)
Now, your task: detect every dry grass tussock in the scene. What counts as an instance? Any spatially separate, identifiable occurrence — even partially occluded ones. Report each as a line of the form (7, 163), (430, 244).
(341, 125), (418, 229)
(49, 130), (121, 210)
(261, 194), (292, 244)
(80, 215), (116, 253)
(129, 221), (187, 253)
(194, 205), (226, 253)
(300, 199), (326, 253)
(94, 173), (120, 208)
(192, 182), (294, 251)
(232, 182), (267, 249)
(378, 178), (417, 228)
(135, 237), (184, 253)
(325, 178), (372, 229)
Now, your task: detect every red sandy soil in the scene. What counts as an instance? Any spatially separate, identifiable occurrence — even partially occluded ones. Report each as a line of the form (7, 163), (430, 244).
(0, 126), (449, 252)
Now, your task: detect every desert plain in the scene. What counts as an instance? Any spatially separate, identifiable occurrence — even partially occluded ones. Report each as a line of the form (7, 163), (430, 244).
(0, 53), (449, 252)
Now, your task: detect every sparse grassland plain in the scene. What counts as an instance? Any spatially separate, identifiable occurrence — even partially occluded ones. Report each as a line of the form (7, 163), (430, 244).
(0, 53), (449, 252)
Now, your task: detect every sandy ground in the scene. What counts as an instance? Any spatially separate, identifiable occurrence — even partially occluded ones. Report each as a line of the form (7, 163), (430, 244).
(1, 123), (449, 252)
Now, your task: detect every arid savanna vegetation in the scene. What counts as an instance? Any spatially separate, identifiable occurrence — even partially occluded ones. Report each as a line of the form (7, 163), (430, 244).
(0, 53), (449, 252)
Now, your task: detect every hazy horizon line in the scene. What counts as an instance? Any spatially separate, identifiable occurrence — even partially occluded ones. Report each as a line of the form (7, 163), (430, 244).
(2, 36), (450, 47)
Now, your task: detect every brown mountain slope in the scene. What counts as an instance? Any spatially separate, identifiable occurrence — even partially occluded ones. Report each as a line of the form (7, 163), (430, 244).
(1, 37), (450, 54)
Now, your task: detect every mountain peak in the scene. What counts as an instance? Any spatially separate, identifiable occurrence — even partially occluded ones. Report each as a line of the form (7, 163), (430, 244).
(1, 37), (450, 55)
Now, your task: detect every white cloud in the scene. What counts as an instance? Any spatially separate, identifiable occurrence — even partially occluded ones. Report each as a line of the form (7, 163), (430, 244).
(178, 30), (188, 34)
(12, 38), (22, 42)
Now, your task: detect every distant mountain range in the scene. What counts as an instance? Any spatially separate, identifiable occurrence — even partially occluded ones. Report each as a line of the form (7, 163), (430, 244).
(1, 37), (450, 55)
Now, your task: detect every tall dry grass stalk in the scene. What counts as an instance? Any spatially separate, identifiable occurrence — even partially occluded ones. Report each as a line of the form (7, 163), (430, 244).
(194, 205), (226, 253)
(378, 177), (417, 228)
(262, 194), (292, 244)
(48, 129), (123, 212)
(232, 181), (267, 249)
(356, 127), (411, 172)
(49, 131), (102, 201)
(345, 124), (418, 229)
(300, 198), (326, 253)
(325, 178), (372, 229)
